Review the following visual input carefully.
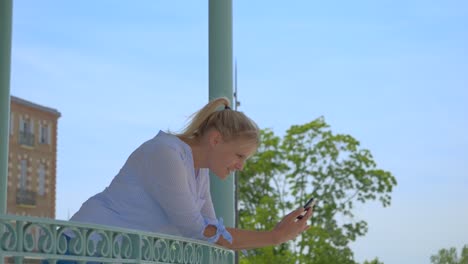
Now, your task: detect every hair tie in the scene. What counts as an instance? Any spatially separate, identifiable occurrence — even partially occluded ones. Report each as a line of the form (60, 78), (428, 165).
(224, 105), (231, 110)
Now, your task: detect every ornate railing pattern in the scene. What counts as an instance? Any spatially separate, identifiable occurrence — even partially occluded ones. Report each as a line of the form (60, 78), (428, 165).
(0, 214), (234, 264)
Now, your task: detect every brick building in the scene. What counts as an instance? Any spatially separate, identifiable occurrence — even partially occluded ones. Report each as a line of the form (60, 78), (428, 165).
(7, 96), (61, 218)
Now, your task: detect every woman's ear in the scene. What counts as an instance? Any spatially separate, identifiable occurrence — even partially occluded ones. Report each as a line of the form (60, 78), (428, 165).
(208, 130), (222, 147)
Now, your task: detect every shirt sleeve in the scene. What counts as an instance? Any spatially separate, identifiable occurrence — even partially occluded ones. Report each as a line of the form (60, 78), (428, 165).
(198, 177), (233, 244)
(139, 144), (207, 240)
(199, 170), (216, 221)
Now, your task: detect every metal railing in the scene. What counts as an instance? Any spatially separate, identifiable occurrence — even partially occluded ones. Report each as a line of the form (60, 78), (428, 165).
(0, 214), (234, 264)
(16, 190), (36, 207)
(18, 132), (34, 147)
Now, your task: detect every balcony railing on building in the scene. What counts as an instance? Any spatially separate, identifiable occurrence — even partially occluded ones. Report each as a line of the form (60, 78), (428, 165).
(15, 190), (36, 207)
(18, 131), (34, 147)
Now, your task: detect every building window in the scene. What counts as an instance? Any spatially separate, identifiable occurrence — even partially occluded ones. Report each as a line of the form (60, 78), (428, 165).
(20, 159), (27, 190)
(17, 159), (36, 206)
(39, 123), (50, 144)
(38, 164), (46, 196)
(19, 117), (35, 146)
(10, 112), (14, 136)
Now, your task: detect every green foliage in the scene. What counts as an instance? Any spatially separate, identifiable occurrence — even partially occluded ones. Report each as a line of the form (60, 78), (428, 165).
(430, 245), (468, 264)
(238, 117), (397, 263)
(363, 258), (384, 264)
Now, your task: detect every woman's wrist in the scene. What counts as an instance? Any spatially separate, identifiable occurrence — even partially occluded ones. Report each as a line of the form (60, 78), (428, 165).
(269, 229), (282, 246)
(203, 225), (217, 237)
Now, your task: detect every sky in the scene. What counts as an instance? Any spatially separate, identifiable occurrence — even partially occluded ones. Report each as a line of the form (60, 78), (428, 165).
(8, 0), (468, 263)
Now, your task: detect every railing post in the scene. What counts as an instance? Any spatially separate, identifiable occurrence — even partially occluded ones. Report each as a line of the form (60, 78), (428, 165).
(0, 0), (13, 218)
(0, 3), (13, 262)
(209, 1), (235, 262)
(208, 0), (235, 231)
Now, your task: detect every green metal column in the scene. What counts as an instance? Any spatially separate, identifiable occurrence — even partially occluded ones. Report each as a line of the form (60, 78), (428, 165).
(0, 0), (13, 215)
(208, 0), (234, 228)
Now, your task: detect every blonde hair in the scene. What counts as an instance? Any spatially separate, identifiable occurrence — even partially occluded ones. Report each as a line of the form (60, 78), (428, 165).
(177, 97), (260, 144)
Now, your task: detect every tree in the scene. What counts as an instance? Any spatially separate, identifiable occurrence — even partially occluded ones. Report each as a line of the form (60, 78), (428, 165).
(430, 245), (468, 264)
(238, 117), (397, 263)
(363, 258), (384, 264)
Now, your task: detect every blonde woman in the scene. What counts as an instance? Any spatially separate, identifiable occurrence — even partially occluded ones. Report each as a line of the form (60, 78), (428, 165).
(71, 97), (313, 250)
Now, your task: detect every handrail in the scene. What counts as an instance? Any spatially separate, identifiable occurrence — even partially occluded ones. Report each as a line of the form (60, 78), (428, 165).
(0, 214), (234, 264)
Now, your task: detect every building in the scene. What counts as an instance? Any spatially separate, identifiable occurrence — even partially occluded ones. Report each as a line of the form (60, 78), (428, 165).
(7, 96), (61, 218)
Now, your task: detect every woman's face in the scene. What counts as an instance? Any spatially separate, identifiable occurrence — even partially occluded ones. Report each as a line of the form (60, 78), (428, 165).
(207, 134), (257, 179)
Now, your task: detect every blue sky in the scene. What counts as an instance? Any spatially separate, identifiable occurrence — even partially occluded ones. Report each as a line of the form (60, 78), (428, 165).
(9, 1), (468, 263)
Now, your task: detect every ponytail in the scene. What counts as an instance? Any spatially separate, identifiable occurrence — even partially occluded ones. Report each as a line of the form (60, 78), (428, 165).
(177, 97), (259, 144)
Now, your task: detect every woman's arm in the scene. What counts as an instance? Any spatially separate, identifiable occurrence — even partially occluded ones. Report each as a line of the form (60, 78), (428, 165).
(204, 207), (313, 250)
(223, 228), (279, 250)
(141, 146), (211, 240)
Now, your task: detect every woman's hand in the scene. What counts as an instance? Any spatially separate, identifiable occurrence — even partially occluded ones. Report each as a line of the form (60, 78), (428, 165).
(272, 207), (314, 245)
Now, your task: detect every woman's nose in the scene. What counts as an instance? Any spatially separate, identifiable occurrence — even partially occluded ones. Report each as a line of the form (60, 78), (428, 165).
(235, 161), (244, 171)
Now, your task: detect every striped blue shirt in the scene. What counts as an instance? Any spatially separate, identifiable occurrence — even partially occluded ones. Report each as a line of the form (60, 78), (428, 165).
(70, 131), (220, 241)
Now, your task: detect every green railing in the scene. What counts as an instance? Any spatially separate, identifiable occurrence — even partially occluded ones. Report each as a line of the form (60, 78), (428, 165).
(0, 214), (235, 264)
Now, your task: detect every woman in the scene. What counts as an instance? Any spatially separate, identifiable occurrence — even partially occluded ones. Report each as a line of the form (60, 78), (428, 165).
(70, 97), (313, 250)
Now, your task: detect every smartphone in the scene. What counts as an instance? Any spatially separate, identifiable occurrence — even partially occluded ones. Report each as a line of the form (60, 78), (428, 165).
(297, 197), (316, 220)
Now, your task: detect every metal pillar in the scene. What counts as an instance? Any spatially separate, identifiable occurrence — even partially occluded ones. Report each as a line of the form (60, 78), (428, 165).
(0, 0), (13, 216)
(208, 0), (234, 228)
